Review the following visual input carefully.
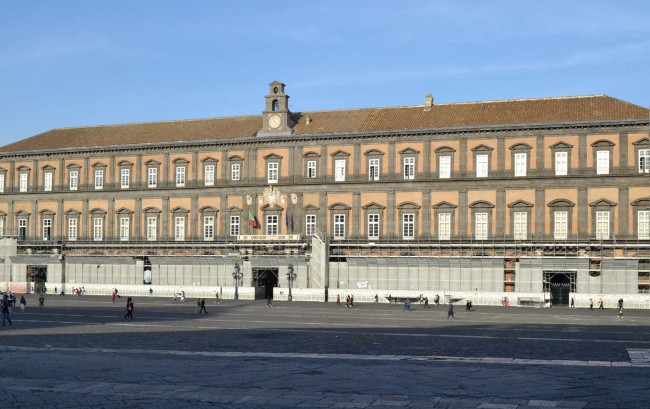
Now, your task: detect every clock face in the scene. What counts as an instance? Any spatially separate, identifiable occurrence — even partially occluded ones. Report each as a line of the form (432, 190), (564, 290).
(268, 114), (281, 129)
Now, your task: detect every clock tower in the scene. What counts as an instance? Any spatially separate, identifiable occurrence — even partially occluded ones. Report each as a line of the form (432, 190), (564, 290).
(258, 81), (294, 137)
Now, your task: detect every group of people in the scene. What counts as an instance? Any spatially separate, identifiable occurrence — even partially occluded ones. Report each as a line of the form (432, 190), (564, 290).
(335, 294), (355, 308)
(71, 287), (85, 296)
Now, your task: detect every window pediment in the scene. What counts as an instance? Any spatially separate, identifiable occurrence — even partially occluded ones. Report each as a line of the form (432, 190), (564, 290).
(433, 201), (457, 209)
(172, 158), (189, 165)
(117, 160), (133, 167)
(632, 137), (649, 146)
(363, 149), (384, 157)
(507, 200), (533, 208)
(589, 199), (617, 208)
(303, 151), (321, 159)
(399, 148), (420, 155)
(509, 143), (532, 151)
(548, 199), (575, 208)
(199, 206), (218, 213)
(331, 150), (350, 158)
(303, 204), (320, 211)
(590, 139), (614, 148)
(362, 202), (386, 211)
(227, 206), (242, 212)
(397, 201), (421, 210)
(144, 159), (161, 166)
(115, 208), (134, 215)
(228, 155), (244, 161)
(170, 207), (189, 214)
(469, 200), (494, 209)
(471, 144), (494, 152)
(143, 207), (162, 214)
(201, 156), (218, 163)
(38, 209), (55, 216)
(550, 142), (573, 149)
(263, 153), (283, 160)
(434, 146), (456, 153)
(41, 165), (55, 171)
(328, 203), (351, 211)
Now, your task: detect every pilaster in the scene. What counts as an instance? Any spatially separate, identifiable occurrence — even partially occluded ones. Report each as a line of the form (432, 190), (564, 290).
(458, 189), (467, 237)
(496, 188), (506, 237)
(618, 186), (629, 237)
(578, 187), (588, 237)
(535, 188), (545, 238)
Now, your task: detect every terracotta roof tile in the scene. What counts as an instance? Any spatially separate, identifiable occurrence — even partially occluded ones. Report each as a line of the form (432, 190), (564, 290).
(1, 95), (647, 153)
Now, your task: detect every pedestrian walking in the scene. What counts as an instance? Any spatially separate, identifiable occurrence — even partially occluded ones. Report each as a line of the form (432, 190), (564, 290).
(599, 298), (604, 309)
(618, 298), (624, 309)
(447, 301), (455, 319)
(404, 299), (411, 311)
(345, 295), (351, 308)
(267, 296), (273, 307)
(589, 298), (594, 310)
(124, 297), (134, 320)
(38, 293), (44, 310)
(374, 294), (379, 304)
(112, 292), (116, 303)
(149, 287), (153, 296)
(618, 306), (624, 319)
(465, 300), (471, 311)
(195, 299), (201, 313)
(2, 295), (12, 326)
(20, 295), (26, 312)
(570, 297), (575, 308)
(424, 297), (430, 308)
(198, 299), (208, 314)
(350, 295), (354, 308)
(181, 291), (186, 303)
(336, 294), (340, 306)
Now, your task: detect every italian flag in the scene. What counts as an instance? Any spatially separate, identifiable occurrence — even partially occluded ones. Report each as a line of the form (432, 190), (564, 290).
(248, 210), (257, 227)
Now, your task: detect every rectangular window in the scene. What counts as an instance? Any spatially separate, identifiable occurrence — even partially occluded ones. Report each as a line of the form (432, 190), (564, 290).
(596, 211), (609, 240)
(476, 154), (488, 178)
(555, 152), (568, 176)
(514, 153), (527, 177)
(68, 219), (78, 241)
(204, 165), (215, 186)
(176, 167), (185, 187)
(306, 214), (316, 236)
(69, 171), (78, 191)
(439, 156), (451, 179)
(18, 219), (27, 240)
(596, 151), (609, 175)
(42, 218), (52, 240)
(95, 170), (104, 189)
(554, 211), (568, 240)
(44, 172), (53, 192)
(403, 157), (415, 180)
(514, 212), (527, 240)
(334, 214), (346, 239)
(147, 217), (157, 241)
(402, 214), (414, 240)
(438, 213), (451, 240)
(203, 216), (214, 240)
(335, 160), (346, 182)
(121, 168), (130, 189)
(230, 216), (240, 236)
(93, 218), (103, 241)
(267, 162), (279, 184)
(120, 217), (130, 241)
(174, 217), (185, 241)
(367, 214), (380, 239)
(19, 173), (28, 192)
(266, 215), (278, 236)
(307, 160), (317, 178)
(0, 218), (4, 236)
(639, 211), (650, 239)
(0, 174), (4, 192)
(368, 158), (380, 181)
(231, 163), (241, 181)
(475, 213), (488, 240)
(148, 168), (157, 188)
(638, 149), (650, 173)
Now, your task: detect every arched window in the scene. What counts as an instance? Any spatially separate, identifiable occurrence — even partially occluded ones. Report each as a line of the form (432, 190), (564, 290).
(272, 99), (279, 111)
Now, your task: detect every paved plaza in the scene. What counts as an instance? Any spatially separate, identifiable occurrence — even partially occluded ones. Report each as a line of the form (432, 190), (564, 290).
(0, 294), (648, 408)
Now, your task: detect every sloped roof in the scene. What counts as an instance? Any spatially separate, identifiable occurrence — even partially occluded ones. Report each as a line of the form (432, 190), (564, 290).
(1, 95), (647, 153)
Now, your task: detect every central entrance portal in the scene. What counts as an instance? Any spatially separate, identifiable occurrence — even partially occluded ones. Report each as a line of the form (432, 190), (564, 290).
(28, 265), (47, 294)
(543, 271), (576, 306)
(254, 268), (279, 300)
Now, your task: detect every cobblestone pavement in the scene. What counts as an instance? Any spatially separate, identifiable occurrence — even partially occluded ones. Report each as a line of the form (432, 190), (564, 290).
(1, 295), (649, 408)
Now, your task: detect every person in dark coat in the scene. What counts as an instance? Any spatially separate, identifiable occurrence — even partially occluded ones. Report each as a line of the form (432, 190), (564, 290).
(124, 297), (134, 320)
(199, 299), (208, 314)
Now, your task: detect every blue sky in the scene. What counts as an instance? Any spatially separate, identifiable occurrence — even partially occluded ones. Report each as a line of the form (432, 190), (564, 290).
(1, 1), (649, 146)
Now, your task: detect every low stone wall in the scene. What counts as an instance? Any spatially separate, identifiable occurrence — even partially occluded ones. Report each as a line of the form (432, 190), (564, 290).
(273, 288), (325, 302)
(30, 283), (255, 300)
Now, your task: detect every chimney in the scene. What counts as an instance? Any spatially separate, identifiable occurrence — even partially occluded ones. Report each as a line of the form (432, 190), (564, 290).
(306, 115), (312, 125)
(424, 94), (434, 111)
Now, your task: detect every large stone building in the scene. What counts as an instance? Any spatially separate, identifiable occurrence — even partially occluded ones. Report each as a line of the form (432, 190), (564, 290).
(0, 81), (649, 306)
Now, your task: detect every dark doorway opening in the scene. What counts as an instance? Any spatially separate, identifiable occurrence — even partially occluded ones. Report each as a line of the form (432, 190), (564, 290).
(543, 271), (576, 306)
(28, 265), (47, 294)
(254, 268), (278, 299)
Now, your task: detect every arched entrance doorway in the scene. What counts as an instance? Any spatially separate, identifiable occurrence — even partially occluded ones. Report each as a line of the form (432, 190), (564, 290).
(543, 271), (576, 306)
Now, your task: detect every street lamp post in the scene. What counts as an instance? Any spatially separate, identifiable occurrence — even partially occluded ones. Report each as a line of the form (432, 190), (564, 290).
(232, 263), (242, 300)
(286, 264), (296, 301)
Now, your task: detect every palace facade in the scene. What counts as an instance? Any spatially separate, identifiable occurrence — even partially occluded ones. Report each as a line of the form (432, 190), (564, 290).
(0, 81), (648, 306)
